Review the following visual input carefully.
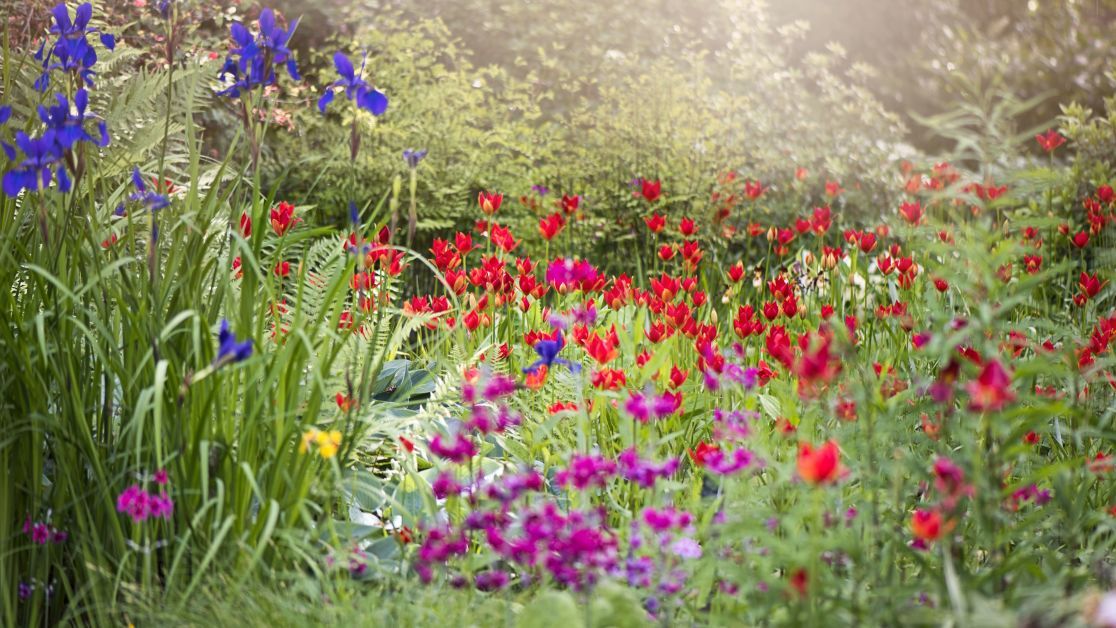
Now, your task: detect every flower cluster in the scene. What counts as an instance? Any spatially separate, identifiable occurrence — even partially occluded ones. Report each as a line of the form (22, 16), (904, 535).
(22, 516), (67, 545)
(116, 470), (174, 524)
(217, 8), (300, 98)
(33, 3), (116, 92)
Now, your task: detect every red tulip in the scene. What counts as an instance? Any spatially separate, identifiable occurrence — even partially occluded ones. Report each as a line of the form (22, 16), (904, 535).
(269, 201), (300, 236)
(640, 179), (662, 203)
(797, 440), (843, 485)
(559, 193), (580, 214)
(1035, 129), (1065, 153)
(644, 213), (666, 233)
(679, 217), (696, 236)
(1079, 272), (1107, 299)
(478, 191), (503, 215)
(538, 212), (565, 241)
(965, 359), (1015, 412)
(898, 201), (923, 225)
(239, 211), (252, 237)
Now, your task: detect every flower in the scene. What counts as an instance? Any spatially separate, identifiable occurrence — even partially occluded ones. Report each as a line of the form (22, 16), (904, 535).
(116, 484), (152, 523)
(37, 89), (110, 153)
(129, 168), (170, 212)
(797, 440), (843, 485)
(1035, 129), (1065, 153)
(1079, 272), (1107, 300)
(538, 212), (566, 240)
(34, 3), (116, 91)
(217, 8), (300, 98)
(301, 428), (342, 459)
(559, 194), (580, 215)
(899, 201), (923, 225)
(556, 453), (617, 490)
(644, 213), (666, 233)
(403, 148), (427, 169)
(269, 201), (300, 236)
(215, 319), (253, 364)
(545, 258), (599, 293)
(688, 441), (720, 467)
(429, 433), (477, 464)
(965, 359), (1015, 412)
(910, 509), (943, 543)
(524, 331), (577, 377)
(640, 178), (662, 203)
(478, 191), (503, 215)
(317, 51), (389, 116)
(1, 131), (68, 196)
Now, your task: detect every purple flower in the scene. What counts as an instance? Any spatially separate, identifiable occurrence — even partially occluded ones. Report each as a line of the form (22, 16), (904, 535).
(669, 537), (703, 559)
(348, 547), (368, 577)
(481, 373), (518, 401)
(484, 470), (544, 504)
(617, 447), (678, 488)
(34, 3), (116, 91)
(626, 555), (654, 588)
(704, 448), (754, 476)
(318, 51), (388, 116)
(555, 453), (616, 490)
(153, 468), (168, 485)
(713, 408), (754, 441)
(128, 167), (170, 212)
(30, 523), (50, 545)
(217, 8), (300, 98)
(149, 491), (174, 520)
(432, 470), (463, 499)
(475, 569), (510, 591)
(429, 433), (477, 464)
(523, 331), (577, 375)
(215, 319), (253, 364)
(18, 582), (32, 601)
(403, 148), (427, 169)
(545, 258), (599, 293)
(37, 89), (109, 153)
(531, 184), (549, 197)
(642, 507), (692, 533)
(116, 484), (151, 523)
(2, 131), (68, 197)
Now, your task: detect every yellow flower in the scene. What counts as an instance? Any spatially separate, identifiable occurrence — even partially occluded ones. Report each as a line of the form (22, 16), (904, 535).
(300, 429), (319, 454)
(317, 430), (342, 459)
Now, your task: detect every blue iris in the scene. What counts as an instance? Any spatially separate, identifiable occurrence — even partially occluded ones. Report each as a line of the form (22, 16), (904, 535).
(38, 90), (109, 152)
(34, 3), (115, 92)
(317, 51), (388, 116)
(1, 131), (68, 197)
(217, 8), (300, 98)
(403, 148), (427, 169)
(523, 332), (579, 375)
(129, 168), (170, 212)
(215, 319), (253, 364)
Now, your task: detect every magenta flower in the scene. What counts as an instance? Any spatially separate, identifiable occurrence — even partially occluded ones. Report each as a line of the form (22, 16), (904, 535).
(546, 258), (599, 293)
(429, 433), (477, 464)
(617, 448), (679, 488)
(555, 453), (617, 490)
(149, 491), (174, 520)
(116, 484), (151, 523)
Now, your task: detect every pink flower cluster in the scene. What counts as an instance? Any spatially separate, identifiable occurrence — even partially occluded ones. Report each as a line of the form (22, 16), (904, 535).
(115, 469), (173, 523)
(22, 516), (67, 545)
(545, 257), (600, 293)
